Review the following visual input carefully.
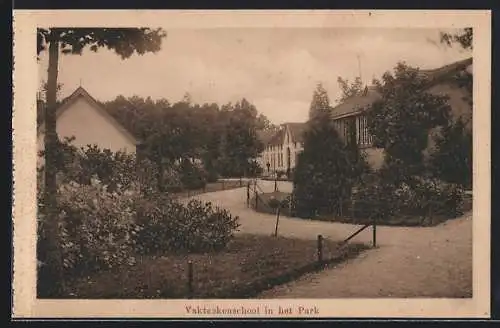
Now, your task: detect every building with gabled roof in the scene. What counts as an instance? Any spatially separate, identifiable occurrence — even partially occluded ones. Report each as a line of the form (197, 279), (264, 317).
(329, 57), (473, 169)
(37, 86), (141, 167)
(257, 122), (307, 175)
(256, 57), (473, 175)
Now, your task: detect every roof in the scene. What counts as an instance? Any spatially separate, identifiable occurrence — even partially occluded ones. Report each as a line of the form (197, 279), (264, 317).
(284, 122), (307, 143)
(330, 57), (473, 120)
(268, 129), (285, 146)
(331, 86), (381, 119)
(257, 129), (277, 145)
(37, 87), (140, 146)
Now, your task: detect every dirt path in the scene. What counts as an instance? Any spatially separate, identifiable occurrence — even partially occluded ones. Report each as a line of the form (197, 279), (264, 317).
(190, 180), (473, 298)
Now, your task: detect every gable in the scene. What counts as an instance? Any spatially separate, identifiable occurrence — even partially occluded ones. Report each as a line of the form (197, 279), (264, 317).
(38, 95), (137, 154)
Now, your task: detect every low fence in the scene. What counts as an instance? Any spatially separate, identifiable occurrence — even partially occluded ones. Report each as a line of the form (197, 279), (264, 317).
(174, 178), (252, 199)
(183, 235), (367, 299)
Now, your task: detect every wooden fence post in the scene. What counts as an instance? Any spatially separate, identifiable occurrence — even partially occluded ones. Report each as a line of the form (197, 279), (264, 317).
(428, 201), (433, 226)
(246, 183), (250, 208)
(372, 218), (377, 248)
(317, 235), (323, 263)
(254, 189), (258, 208)
(187, 260), (193, 299)
(274, 207), (281, 237)
(339, 197), (343, 218)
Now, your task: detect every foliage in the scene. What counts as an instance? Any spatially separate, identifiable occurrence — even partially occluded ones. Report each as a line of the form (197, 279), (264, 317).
(366, 62), (452, 184)
(103, 95), (268, 180)
(293, 85), (365, 218)
(162, 166), (183, 192)
(308, 83), (331, 120)
(429, 118), (472, 189)
(38, 27), (167, 294)
(37, 28), (166, 59)
(37, 179), (140, 282)
(39, 137), (138, 192)
(219, 99), (264, 177)
(336, 76), (364, 103)
(440, 28), (473, 50)
(135, 198), (240, 255)
(179, 159), (207, 190)
(352, 175), (465, 222)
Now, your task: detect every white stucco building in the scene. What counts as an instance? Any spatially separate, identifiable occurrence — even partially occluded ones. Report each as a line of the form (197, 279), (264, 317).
(37, 86), (139, 168)
(258, 122), (306, 176)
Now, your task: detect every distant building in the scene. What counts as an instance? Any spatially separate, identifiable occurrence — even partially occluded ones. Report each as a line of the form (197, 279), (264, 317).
(258, 122), (306, 175)
(257, 57), (473, 174)
(37, 86), (140, 168)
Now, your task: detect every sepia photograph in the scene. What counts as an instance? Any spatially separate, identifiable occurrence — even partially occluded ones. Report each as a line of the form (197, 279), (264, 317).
(13, 10), (491, 318)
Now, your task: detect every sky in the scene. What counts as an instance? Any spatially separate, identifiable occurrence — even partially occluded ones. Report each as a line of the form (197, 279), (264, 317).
(37, 28), (471, 125)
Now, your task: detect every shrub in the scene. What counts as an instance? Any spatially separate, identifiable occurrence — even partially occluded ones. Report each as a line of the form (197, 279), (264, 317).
(206, 169), (219, 183)
(135, 198), (240, 255)
(38, 137), (138, 192)
(137, 158), (159, 194)
(410, 176), (465, 218)
(162, 166), (183, 193)
(180, 159), (207, 190)
(293, 100), (367, 218)
(79, 145), (137, 192)
(38, 178), (140, 278)
(352, 175), (465, 222)
(429, 117), (472, 189)
(351, 179), (398, 220)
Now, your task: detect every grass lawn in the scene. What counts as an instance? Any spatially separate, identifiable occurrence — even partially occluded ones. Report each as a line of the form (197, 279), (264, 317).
(61, 234), (368, 299)
(251, 191), (293, 216)
(251, 191), (473, 227)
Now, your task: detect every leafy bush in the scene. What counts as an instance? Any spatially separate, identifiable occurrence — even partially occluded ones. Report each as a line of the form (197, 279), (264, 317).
(352, 175), (465, 222)
(38, 178), (140, 278)
(351, 179), (398, 220)
(180, 159), (207, 190)
(205, 169), (219, 183)
(429, 117), (472, 189)
(135, 198), (240, 255)
(38, 137), (138, 192)
(162, 166), (183, 192)
(409, 176), (465, 218)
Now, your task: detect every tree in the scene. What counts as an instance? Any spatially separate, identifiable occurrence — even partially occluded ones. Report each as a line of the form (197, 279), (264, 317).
(293, 87), (357, 218)
(440, 28), (473, 50)
(366, 62), (451, 185)
(336, 76), (364, 103)
(440, 28), (473, 107)
(308, 83), (331, 120)
(220, 99), (264, 177)
(256, 113), (280, 131)
(37, 28), (166, 296)
(429, 117), (472, 188)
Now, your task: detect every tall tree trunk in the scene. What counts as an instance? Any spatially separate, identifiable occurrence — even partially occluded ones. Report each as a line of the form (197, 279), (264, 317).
(42, 35), (63, 296)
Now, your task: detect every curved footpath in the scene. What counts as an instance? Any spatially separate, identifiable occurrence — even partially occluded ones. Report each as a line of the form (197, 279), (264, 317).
(189, 180), (473, 298)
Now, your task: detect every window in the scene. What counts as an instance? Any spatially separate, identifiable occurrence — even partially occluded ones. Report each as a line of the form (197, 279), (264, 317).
(358, 115), (373, 146)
